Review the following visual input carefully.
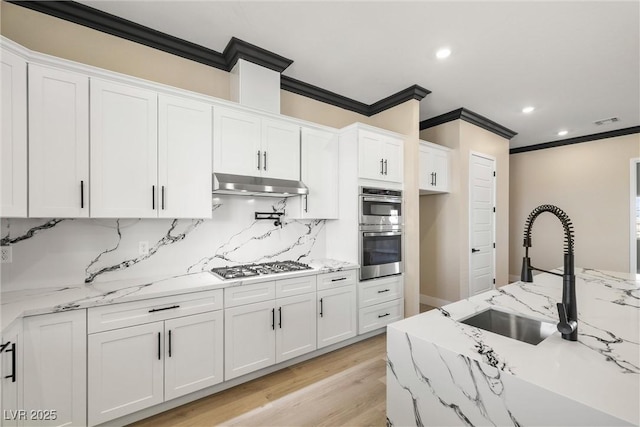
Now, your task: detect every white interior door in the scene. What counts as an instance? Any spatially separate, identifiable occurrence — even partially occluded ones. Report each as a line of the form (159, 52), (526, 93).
(469, 153), (496, 296)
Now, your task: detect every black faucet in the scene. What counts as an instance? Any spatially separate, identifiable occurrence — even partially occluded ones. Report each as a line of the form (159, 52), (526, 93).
(520, 205), (577, 341)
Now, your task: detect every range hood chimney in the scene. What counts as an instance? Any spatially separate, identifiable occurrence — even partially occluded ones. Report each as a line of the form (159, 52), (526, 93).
(213, 173), (308, 198)
(230, 59), (280, 113)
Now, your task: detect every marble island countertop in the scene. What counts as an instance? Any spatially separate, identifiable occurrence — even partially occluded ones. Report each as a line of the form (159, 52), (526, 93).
(1, 258), (358, 332)
(387, 268), (640, 426)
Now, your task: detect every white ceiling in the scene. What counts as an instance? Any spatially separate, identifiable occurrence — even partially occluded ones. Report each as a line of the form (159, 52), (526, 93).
(77, 1), (640, 148)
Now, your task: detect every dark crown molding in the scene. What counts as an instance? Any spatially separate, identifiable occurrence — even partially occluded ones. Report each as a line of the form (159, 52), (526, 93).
(509, 125), (640, 154)
(420, 108), (517, 140)
(8, 0), (430, 116)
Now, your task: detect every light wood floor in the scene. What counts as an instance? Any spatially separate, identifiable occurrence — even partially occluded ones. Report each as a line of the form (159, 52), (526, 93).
(130, 333), (388, 427)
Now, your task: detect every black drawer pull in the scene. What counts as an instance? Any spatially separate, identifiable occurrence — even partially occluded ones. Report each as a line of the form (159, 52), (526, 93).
(378, 313), (391, 318)
(271, 308), (275, 330)
(4, 343), (16, 382)
(157, 332), (161, 360)
(377, 289), (390, 293)
(331, 277), (347, 282)
(319, 298), (324, 317)
(168, 330), (172, 358)
(80, 180), (84, 208)
(278, 307), (282, 329)
(148, 305), (180, 313)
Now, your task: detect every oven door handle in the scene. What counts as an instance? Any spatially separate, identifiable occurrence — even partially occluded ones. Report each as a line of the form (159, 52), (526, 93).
(363, 231), (402, 237)
(361, 197), (402, 203)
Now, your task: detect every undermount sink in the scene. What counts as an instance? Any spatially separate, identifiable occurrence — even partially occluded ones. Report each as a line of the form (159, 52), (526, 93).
(460, 308), (556, 345)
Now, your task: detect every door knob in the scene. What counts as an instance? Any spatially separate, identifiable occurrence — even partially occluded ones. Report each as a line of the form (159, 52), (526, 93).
(471, 248), (480, 253)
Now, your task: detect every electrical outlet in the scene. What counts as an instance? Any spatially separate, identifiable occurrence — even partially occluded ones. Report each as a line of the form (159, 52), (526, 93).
(1, 246), (12, 264)
(138, 241), (149, 256)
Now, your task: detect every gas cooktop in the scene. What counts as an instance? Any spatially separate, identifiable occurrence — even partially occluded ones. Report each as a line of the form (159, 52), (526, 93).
(211, 261), (312, 280)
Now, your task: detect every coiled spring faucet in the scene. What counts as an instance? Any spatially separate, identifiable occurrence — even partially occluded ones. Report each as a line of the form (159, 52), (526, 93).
(521, 204), (577, 341)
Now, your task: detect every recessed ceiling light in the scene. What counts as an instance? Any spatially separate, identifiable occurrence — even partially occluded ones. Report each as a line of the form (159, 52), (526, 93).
(436, 48), (451, 59)
(522, 106), (535, 114)
(557, 130), (568, 136)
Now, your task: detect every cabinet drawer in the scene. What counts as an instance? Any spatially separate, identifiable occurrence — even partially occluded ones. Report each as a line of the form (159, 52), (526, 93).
(317, 270), (357, 291)
(88, 289), (223, 333)
(224, 281), (276, 308)
(358, 275), (404, 308)
(276, 275), (316, 298)
(358, 299), (404, 335)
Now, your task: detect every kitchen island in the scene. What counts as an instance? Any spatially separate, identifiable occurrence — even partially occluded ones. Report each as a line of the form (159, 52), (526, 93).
(387, 268), (639, 426)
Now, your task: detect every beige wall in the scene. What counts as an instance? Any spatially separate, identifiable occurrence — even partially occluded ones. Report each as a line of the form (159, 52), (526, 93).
(419, 120), (510, 303)
(1, 1), (423, 314)
(1, 1), (231, 100)
(509, 133), (640, 276)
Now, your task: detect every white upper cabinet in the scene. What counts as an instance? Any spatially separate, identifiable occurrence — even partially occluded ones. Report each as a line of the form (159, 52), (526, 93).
(213, 107), (261, 177)
(1, 48), (27, 217)
(358, 129), (403, 184)
(29, 64), (89, 218)
(419, 141), (451, 194)
(213, 106), (300, 180)
(90, 79), (158, 218)
(158, 95), (212, 219)
(289, 127), (339, 219)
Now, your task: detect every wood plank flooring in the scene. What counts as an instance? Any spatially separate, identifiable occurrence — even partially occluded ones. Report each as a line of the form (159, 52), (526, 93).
(130, 333), (387, 427)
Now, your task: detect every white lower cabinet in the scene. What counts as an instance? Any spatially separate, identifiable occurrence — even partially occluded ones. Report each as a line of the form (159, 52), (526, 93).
(1, 320), (22, 427)
(87, 291), (224, 426)
(317, 270), (357, 349)
(224, 276), (318, 380)
(23, 310), (87, 427)
(357, 275), (404, 334)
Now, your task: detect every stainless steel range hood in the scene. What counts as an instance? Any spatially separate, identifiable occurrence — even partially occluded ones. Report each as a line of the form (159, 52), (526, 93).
(212, 173), (308, 197)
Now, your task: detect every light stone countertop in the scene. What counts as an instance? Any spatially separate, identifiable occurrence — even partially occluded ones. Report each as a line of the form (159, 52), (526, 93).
(1, 258), (358, 332)
(387, 268), (640, 425)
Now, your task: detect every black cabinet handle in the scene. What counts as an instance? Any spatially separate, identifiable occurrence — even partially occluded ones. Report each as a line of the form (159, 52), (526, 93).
(384, 159), (388, 175)
(271, 308), (275, 330)
(380, 158), (384, 175)
(263, 151), (267, 171)
(157, 332), (161, 360)
(319, 298), (324, 317)
(430, 172), (435, 186)
(161, 186), (165, 210)
(434, 172), (437, 186)
(378, 313), (390, 318)
(148, 305), (180, 313)
(168, 330), (172, 358)
(304, 195), (308, 213)
(257, 150), (261, 170)
(471, 248), (480, 253)
(80, 180), (84, 208)
(377, 289), (390, 293)
(152, 185), (156, 210)
(4, 342), (16, 383)
(331, 277), (347, 282)
(278, 307), (282, 329)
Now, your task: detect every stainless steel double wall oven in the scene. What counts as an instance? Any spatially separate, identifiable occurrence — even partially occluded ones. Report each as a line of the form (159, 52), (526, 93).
(358, 187), (404, 281)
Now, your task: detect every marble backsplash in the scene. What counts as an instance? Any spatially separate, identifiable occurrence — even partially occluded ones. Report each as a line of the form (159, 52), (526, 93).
(0, 196), (326, 291)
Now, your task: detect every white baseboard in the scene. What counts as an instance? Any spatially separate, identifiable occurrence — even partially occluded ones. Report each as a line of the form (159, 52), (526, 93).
(420, 294), (452, 308)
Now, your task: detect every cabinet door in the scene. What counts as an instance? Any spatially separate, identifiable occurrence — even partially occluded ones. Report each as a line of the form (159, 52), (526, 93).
(1, 321), (22, 427)
(276, 293), (317, 363)
(0, 49), (27, 217)
(224, 300), (276, 380)
(358, 130), (384, 180)
(23, 310), (87, 427)
(90, 79), (158, 218)
(158, 95), (212, 219)
(29, 65), (89, 218)
(213, 107), (261, 177)
(431, 147), (449, 192)
(317, 285), (357, 349)
(382, 137), (403, 183)
(418, 144), (431, 190)
(164, 311), (224, 401)
(88, 322), (164, 426)
(261, 119), (300, 180)
(299, 127), (338, 219)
